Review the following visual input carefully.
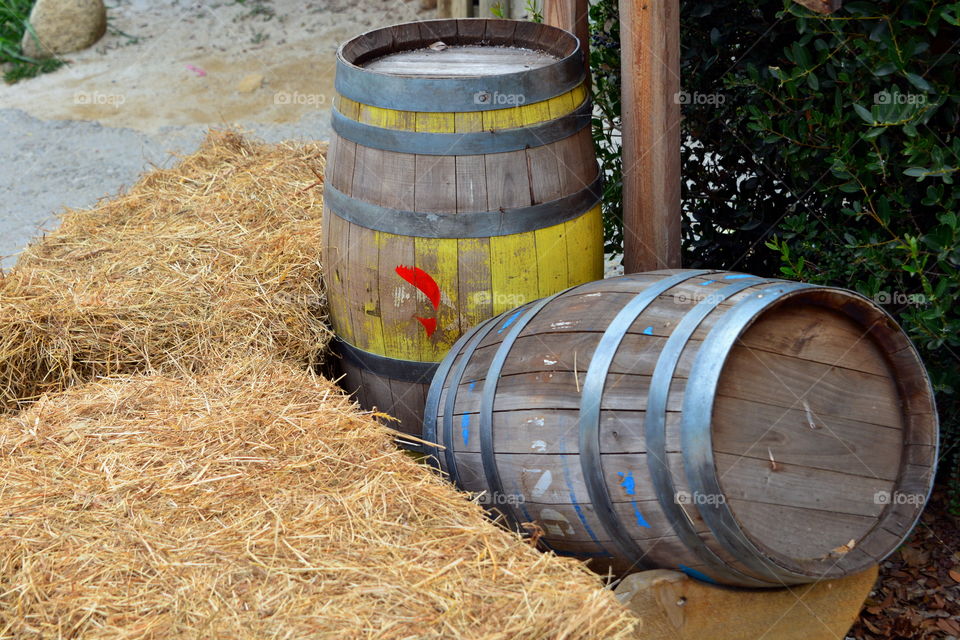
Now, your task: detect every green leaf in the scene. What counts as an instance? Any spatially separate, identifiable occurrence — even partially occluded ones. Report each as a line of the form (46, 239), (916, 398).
(905, 72), (933, 92)
(853, 103), (875, 123)
(873, 63), (897, 76)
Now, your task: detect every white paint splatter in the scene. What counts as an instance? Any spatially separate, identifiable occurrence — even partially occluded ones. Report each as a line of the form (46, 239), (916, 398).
(524, 417), (545, 428)
(543, 358), (558, 365)
(550, 321), (576, 329)
(531, 440), (547, 452)
(539, 508), (575, 537)
(393, 286), (411, 307)
(524, 468), (553, 498)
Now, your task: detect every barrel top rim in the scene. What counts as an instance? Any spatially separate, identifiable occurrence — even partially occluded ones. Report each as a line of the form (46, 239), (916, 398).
(336, 18), (581, 80)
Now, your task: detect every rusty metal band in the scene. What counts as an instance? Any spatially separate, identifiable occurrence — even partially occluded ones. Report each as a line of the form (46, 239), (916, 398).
(334, 338), (438, 384)
(578, 270), (711, 570)
(645, 276), (776, 587)
(422, 313), (507, 476)
(323, 171), (601, 239)
(330, 97), (592, 156)
(681, 282), (817, 585)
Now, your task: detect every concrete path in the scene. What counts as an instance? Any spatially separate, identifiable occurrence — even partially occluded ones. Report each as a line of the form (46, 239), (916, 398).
(0, 107), (331, 269)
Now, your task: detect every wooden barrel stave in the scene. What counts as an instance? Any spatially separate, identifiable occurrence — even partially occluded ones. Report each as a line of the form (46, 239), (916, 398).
(425, 270), (938, 586)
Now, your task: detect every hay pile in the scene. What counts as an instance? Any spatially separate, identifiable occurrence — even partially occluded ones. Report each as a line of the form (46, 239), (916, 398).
(0, 131), (331, 412)
(0, 360), (639, 639)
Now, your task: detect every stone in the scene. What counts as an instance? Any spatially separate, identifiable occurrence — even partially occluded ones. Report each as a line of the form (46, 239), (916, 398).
(21, 0), (107, 60)
(236, 73), (264, 94)
(614, 567), (879, 639)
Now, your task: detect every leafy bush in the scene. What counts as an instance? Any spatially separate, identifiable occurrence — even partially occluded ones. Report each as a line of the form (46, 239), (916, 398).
(1, 0), (63, 83)
(590, 0), (960, 494)
(588, 0), (623, 254)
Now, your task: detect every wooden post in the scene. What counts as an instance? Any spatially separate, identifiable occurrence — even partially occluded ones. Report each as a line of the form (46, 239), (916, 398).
(545, 0), (590, 76)
(620, 0), (682, 272)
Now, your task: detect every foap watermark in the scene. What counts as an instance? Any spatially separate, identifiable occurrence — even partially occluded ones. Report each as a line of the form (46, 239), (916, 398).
(874, 490), (926, 506)
(874, 291), (928, 306)
(473, 90), (526, 106)
(274, 91), (327, 106)
(475, 491), (526, 506)
(74, 91), (126, 109)
(471, 291), (529, 308)
(672, 291), (727, 306)
(675, 490), (726, 506)
(674, 91), (725, 106)
(874, 89), (927, 106)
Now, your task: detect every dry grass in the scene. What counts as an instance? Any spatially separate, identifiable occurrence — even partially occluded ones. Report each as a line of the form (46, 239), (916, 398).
(0, 131), (332, 413)
(0, 359), (639, 639)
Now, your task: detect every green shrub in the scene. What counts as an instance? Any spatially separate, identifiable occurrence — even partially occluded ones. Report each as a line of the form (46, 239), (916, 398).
(589, 0), (623, 254)
(589, 0), (960, 496)
(1, 0), (63, 83)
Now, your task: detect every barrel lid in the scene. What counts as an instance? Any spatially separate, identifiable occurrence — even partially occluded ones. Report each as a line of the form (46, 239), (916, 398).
(703, 287), (938, 580)
(335, 19), (585, 112)
(363, 45), (559, 78)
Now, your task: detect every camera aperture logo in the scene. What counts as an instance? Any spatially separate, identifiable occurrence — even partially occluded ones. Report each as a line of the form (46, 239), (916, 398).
(473, 90), (526, 106)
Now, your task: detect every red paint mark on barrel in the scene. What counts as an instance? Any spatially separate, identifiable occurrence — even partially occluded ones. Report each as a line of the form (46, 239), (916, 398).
(395, 265), (441, 310)
(415, 317), (438, 337)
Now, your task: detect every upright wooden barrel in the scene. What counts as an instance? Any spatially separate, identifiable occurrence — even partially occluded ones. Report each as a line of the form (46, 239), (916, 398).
(323, 19), (603, 440)
(424, 270), (938, 587)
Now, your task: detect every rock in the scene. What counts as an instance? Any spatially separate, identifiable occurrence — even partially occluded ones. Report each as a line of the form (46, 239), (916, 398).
(21, 0), (107, 60)
(236, 73), (264, 94)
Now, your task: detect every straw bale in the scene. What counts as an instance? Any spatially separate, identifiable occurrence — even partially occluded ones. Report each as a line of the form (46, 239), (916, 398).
(0, 131), (332, 412)
(0, 360), (639, 639)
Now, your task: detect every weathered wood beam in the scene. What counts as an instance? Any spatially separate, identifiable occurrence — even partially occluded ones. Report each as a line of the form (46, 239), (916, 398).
(545, 0), (590, 77)
(620, 0), (682, 273)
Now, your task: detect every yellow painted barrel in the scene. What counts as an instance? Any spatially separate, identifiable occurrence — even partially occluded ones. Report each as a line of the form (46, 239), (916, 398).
(323, 19), (604, 442)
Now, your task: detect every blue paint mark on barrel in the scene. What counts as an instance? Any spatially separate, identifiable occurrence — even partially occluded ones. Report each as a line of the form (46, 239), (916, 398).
(618, 471), (636, 495)
(461, 414), (470, 446)
(699, 280), (716, 286)
(498, 310), (523, 334)
(679, 564), (719, 584)
(559, 435), (608, 550)
(469, 381), (476, 391)
(618, 471), (651, 528)
(631, 503), (651, 528)
(723, 274), (754, 279)
(642, 326), (654, 336)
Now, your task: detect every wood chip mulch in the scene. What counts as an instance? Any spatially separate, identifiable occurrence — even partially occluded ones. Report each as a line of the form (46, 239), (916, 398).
(850, 491), (960, 639)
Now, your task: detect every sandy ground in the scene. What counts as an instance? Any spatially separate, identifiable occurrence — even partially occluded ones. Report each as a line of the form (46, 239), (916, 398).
(0, 0), (430, 268)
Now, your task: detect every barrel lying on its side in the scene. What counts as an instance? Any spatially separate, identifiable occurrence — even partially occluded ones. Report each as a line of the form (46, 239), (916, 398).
(425, 270), (938, 587)
(324, 19), (604, 440)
